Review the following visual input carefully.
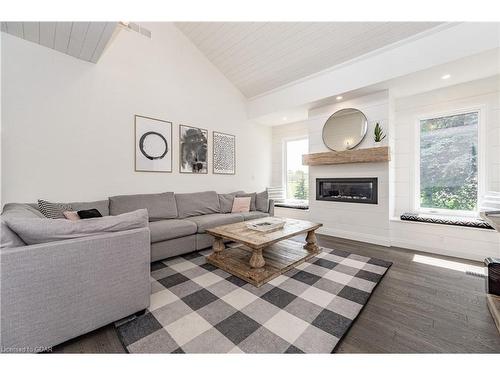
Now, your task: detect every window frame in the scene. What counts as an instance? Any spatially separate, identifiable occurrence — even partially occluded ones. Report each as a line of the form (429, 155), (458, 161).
(413, 106), (485, 217)
(282, 136), (309, 202)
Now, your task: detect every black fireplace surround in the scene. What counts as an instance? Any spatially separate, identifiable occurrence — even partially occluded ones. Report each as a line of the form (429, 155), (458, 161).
(316, 178), (378, 204)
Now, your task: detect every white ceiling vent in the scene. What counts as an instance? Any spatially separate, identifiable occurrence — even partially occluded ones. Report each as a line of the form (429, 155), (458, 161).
(119, 22), (152, 39)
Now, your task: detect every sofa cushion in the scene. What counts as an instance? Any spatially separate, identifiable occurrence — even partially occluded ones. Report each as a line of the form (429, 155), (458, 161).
(149, 219), (197, 243)
(236, 192), (257, 211)
(1, 218), (25, 248)
(255, 190), (269, 212)
(2, 203), (45, 218)
(109, 192), (177, 221)
(4, 209), (149, 245)
(175, 191), (220, 218)
(185, 213), (243, 233)
(239, 211), (270, 221)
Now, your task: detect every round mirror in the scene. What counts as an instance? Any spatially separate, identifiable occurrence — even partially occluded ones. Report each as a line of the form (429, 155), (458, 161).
(322, 108), (368, 151)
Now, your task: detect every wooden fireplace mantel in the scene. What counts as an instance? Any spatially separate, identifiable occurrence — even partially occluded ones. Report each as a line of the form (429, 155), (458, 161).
(302, 146), (390, 166)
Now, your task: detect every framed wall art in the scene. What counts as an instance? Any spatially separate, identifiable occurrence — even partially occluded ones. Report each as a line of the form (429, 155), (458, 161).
(135, 115), (173, 173)
(179, 124), (208, 174)
(213, 131), (236, 175)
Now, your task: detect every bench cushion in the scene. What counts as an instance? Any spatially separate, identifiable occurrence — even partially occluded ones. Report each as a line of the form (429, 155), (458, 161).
(149, 219), (197, 243)
(185, 213), (243, 234)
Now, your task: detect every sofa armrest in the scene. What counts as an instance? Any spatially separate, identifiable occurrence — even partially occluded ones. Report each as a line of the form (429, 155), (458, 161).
(1, 227), (151, 352)
(268, 199), (275, 216)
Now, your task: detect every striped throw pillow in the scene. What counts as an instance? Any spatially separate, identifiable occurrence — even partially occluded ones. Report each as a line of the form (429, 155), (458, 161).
(38, 199), (73, 219)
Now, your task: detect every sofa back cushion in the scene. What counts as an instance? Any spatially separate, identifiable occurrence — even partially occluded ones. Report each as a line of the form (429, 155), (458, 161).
(1, 218), (26, 248)
(109, 192), (177, 221)
(1, 203), (48, 248)
(4, 209), (149, 245)
(175, 191), (220, 218)
(3, 203), (46, 218)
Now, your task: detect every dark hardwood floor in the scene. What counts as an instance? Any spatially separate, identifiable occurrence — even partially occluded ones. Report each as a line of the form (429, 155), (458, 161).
(51, 235), (500, 353)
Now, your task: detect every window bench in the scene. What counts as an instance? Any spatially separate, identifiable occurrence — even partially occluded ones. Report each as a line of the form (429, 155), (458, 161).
(400, 212), (493, 230)
(274, 202), (309, 210)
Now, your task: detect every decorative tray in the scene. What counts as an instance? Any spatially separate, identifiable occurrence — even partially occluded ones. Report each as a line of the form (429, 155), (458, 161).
(245, 217), (286, 232)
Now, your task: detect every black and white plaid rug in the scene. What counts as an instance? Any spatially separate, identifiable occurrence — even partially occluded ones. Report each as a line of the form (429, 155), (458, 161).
(116, 241), (391, 353)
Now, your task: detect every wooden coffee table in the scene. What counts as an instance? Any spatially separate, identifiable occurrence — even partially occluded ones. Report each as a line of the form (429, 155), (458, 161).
(206, 218), (322, 287)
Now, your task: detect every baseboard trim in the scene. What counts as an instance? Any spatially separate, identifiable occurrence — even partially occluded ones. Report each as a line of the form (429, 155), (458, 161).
(316, 226), (497, 262)
(389, 238), (497, 262)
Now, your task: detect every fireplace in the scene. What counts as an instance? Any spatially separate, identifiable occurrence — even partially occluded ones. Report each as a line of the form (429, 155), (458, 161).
(316, 178), (378, 204)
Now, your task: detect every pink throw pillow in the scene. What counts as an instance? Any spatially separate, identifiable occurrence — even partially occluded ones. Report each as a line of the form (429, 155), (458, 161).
(63, 211), (80, 221)
(231, 197), (251, 213)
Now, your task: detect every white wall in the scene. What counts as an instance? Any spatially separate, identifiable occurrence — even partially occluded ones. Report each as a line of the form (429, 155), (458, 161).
(272, 83), (500, 261)
(273, 91), (391, 245)
(390, 76), (500, 261)
(307, 92), (391, 245)
(1, 23), (272, 204)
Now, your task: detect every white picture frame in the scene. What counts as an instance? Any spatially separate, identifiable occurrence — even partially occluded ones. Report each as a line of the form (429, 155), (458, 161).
(135, 115), (173, 173)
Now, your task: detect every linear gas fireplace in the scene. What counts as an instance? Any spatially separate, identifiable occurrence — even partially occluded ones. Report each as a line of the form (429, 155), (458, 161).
(316, 177), (378, 204)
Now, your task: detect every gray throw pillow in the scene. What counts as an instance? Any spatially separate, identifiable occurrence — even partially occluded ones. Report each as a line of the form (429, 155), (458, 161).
(218, 194), (235, 214)
(4, 209), (149, 245)
(38, 199), (72, 219)
(255, 190), (269, 212)
(236, 192), (257, 211)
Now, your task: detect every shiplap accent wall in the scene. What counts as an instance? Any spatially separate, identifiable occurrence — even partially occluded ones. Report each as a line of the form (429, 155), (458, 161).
(273, 92), (391, 246)
(1, 22), (117, 63)
(307, 92), (391, 245)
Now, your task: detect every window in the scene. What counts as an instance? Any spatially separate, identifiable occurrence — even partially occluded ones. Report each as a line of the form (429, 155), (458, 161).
(284, 138), (309, 202)
(417, 111), (479, 215)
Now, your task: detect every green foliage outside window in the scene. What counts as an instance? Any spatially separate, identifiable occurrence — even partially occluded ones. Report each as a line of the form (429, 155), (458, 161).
(419, 112), (478, 212)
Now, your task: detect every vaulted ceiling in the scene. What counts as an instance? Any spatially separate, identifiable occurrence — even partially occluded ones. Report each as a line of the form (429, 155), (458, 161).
(175, 22), (444, 98)
(1, 22), (117, 63)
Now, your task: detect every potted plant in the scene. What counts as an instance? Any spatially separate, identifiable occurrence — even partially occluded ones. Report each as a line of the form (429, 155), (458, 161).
(374, 122), (386, 146)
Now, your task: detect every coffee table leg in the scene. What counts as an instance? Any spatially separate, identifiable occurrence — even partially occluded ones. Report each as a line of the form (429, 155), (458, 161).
(304, 230), (320, 252)
(249, 248), (266, 270)
(212, 236), (225, 258)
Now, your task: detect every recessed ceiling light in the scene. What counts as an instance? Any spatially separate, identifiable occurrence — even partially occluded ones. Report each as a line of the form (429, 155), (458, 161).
(441, 74), (451, 80)
(336, 96), (343, 100)
(282, 117), (287, 121)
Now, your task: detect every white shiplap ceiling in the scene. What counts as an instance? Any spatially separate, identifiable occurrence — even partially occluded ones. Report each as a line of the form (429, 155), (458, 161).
(1, 22), (117, 63)
(175, 22), (444, 98)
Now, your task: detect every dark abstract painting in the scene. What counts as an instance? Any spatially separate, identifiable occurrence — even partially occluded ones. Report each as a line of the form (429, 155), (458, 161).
(179, 125), (208, 173)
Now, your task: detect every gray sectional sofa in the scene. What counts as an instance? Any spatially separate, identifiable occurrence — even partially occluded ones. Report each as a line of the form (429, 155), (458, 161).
(135, 190), (274, 261)
(0, 189), (273, 352)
